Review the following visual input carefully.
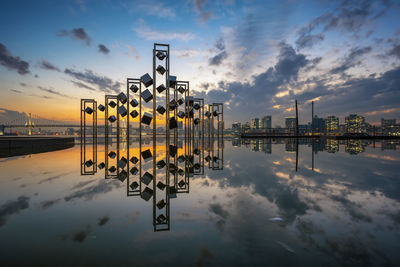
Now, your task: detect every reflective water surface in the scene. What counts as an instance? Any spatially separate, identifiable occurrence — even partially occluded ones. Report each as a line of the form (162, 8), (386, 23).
(1, 138), (400, 266)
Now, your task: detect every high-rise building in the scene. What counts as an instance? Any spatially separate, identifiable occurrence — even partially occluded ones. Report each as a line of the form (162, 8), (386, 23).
(298, 124), (310, 135)
(261, 116), (272, 131)
(232, 122), (241, 134)
(251, 118), (260, 130)
(285, 117), (296, 129)
(325, 116), (339, 134)
(381, 118), (397, 135)
(312, 116), (325, 134)
(345, 114), (365, 133)
(243, 122), (251, 133)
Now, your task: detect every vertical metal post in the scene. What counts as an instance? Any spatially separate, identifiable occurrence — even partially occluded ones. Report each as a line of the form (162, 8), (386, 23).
(295, 100), (299, 137)
(80, 99), (97, 175)
(311, 101), (314, 136)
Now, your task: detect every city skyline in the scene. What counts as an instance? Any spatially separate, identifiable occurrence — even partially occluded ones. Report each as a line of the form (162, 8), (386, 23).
(234, 113), (399, 128)
(1, 0), (400, 126)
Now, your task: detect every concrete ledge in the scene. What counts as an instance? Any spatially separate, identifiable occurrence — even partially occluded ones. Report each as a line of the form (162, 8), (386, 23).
(0, 136), (75, 158)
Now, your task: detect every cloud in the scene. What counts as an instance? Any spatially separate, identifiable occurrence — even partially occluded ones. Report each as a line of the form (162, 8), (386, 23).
(193, 42), (313, 123)
(330, 46), (372, 74)
(31, 94), (53, 99)
(295, 33), (325, 49)
(209, 38), (228, 66)
(0, 43), (30, 75)
(70, 80), (97, 91)
(209, 203), (229, 219)
(136, 2), (176, 19)
(38, 172), (73, 184)
(19, 82), (27, 87)
(64, 179), (122, 202)
(193, 0), (214, 23)
(40, 199), (61, 210)
(10, 89), (23, 94)
(126, 44), (140, 60)
(295, 0), (394, 49)
(135, 19), (195, 41)
(64, 68), (121, 93)
(194, 247), (215, 267)
(37, 86), (73, 99)
(71, 179), (96, 190)
(330, 194), (372, 223)
(37, 60), (61, 72)
(98, 216), (110, 226)
(0, 108), (27, 123)
(57, 27), (91, 45)
(209, 51), (228, 66)
(98, 44), (110, 54)
(388, 43), (400, 59)
(0, 196), (30, 227)
(69, 225), (91, 243)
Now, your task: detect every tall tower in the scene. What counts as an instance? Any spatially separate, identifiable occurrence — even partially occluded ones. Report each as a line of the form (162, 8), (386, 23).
(25, 113), (34, 136)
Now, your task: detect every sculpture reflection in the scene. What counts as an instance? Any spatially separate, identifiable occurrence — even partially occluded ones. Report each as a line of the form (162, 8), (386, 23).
(80, 133), (224, 232)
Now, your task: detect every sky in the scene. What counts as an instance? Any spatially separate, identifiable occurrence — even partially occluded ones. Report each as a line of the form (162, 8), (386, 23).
(0, 0), (400, 126)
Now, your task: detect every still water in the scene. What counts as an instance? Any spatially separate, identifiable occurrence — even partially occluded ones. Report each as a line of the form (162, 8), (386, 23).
(1, 138), (400, 266)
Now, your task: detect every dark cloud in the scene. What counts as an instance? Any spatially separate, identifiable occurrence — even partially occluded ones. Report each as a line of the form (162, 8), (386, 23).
(71, 179), (96, 190)
(199, 39), (400, 125)
(37, 60), (60, 72)
(295, 33), (325, 49)
(57, 28), (91, 45)
(0, 43), (30, 75)
(19, 82), (27, 87)
(71, 226), (91, 243)
(388, 43), (400, 59)
(209, 203), (229, 219)
(38, 172), (73, 184)
(70, 80), (97, 91)
(280, 65), (400, 126)
(295, 0), (394, 49)
(40, 199), (61, 210)
(37, 86), (73, 99)
(197, 42), (310, 123)
(64, 180), (122, 202)
(98, 216), (110, 226)
(193, 0), (214, 23)
(64, 68), (122, 93)
(194, 247), (215, 267)
(208, 38), (228, 66)
(0, 196), (30, 227)
(98, 44), (110, 54)
(274, 42), (308, 81)
(10, 89), (22, 94)
(330, 46), (372, 74)
(331, 195), (372, 223)
(228, 2), (294, 70)
(209, 51), (227, 66)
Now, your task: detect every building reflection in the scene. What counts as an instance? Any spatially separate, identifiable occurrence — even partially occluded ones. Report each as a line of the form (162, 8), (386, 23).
(232, 137), (398, 173)
(237, 138), (397, 155)
(344, 140), (366, 155)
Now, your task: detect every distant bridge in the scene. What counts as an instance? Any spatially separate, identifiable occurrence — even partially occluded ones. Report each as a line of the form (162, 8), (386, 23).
(0, 112), (94, 135)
